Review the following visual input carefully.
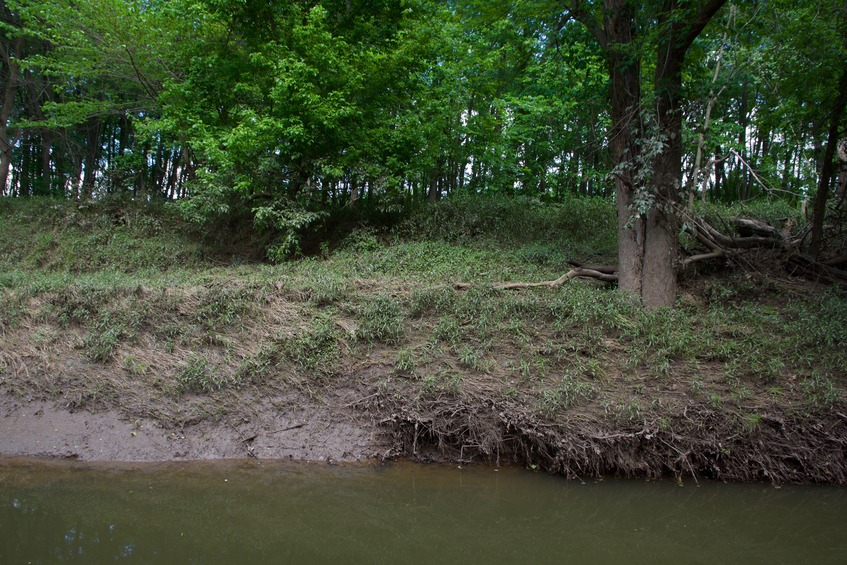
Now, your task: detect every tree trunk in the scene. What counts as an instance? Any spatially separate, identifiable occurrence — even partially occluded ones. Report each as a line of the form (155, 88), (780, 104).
(81, 117), (101, 199)
(810, 66), (847, 256)
(836, 139), (847, 205)
(0, 35), (22, 194)
(603, 0), (645, 300)
(581, 0), (727, 308)
(428, 171), (439, 202)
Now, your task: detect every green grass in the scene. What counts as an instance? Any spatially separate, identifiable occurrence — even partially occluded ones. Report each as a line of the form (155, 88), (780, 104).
(0, 194), (845, 426)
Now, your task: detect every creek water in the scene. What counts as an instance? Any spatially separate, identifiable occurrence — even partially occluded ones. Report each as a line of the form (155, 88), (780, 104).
(1, 457), (845, 564)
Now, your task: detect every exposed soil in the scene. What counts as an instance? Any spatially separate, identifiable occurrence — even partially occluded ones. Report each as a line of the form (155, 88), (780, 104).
(3, 378), (846, 485)
(0, 388), (388, 463)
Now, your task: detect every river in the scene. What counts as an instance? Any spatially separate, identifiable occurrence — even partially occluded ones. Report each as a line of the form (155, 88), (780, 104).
(1, 457), (845, 563)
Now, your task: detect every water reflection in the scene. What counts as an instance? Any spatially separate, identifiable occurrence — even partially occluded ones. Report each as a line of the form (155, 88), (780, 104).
(1, 458), (846, 564)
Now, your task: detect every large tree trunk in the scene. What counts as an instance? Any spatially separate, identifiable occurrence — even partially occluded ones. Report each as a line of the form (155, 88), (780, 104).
(645, 14), (687, 308)
(80, 117), (101, 199)
(836, 139), (847, 205)
(604, 0), (645, 300)
(597, 0), (727, 308)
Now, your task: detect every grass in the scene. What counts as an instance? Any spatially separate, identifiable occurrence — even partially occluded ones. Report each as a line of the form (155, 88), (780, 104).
(0, 195), (844, 428)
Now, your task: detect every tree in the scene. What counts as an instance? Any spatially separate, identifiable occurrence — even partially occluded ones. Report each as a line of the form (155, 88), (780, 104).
(1, 0), (23, 193)
(566, 0), (728, 308)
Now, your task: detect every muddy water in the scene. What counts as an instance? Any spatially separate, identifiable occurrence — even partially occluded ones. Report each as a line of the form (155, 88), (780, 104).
(1, 458), (846, 564)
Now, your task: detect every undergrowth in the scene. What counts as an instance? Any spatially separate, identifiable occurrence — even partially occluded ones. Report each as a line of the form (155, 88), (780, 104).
(0, 194), (844, 428)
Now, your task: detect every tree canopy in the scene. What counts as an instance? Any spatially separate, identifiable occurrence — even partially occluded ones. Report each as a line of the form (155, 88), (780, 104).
(2, 0), (846, 304)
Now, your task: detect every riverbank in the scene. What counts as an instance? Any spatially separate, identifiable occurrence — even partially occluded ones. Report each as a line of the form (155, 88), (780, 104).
(1, 197), (845, 483)
(3, 382), (846, 484)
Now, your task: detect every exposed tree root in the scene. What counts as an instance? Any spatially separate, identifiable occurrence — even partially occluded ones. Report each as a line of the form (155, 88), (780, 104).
(379, 398), (847, 484)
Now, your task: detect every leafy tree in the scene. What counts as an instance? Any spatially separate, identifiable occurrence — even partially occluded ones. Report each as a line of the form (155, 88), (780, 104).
(564, 0), (728, 308)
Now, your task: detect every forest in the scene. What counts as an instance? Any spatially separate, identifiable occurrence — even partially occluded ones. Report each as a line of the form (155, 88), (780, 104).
(2, 0), (847, 306)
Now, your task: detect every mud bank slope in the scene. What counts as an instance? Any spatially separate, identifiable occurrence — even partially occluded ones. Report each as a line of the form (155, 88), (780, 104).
(3, 385), (846, 486)
(0, 391), (387, 463)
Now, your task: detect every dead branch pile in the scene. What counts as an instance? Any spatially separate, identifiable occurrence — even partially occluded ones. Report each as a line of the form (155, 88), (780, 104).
(678, 206), (847, 287)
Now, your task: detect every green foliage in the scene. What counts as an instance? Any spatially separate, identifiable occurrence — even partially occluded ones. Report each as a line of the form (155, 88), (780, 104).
(0, 198), (208, 273)
(234, 345), (277, 386)
(540, 375), (597, 414)
(176, 356), (228, 394)
(294, 270), (349, 306)
(394, 348), (417, 373)
(418, 371), (462, 399)
(254, 205), (328, 261)
(278, 316), (341, 377)
(196, 285), (254, 329)
(84, 326), (122, 362)
(801, 372), (843, 411)
(402, 194), (616, 256)
(357, 295), (405, 344)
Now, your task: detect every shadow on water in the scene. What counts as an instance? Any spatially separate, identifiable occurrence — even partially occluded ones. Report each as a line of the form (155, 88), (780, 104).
(1, 457), (846, 564)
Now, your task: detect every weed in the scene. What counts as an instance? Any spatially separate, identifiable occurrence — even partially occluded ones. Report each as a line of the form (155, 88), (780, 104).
(417, 371), (462, 398)
(800, 371), (843, 410)
(741, 413), (762, 434)
(357, 295), (405, 344)
(419, 373), (440, 398)
(733, 386), (752, 402)
(625, 399), (643, 421)
(655, 357), (671, 378)
(763, 357), (785, 382)
(279, 316), (340, 377)
(540, 375), (596, 414)
(176, 356), (228, 393)
(234, 345), (277, 385)
(342, 228), (381, 253)
(395, 348), (417, 373)
(0, 293), (26, 327)
(120, 354), (149, 376)
(298, 272), (348, 305)
(409, 287), (453, 317)
(432, 317), (460, 344)
(84, 326), (122, 362)
(581, 358), (604, 380)
(196, 285), (253, 329)
(457, 346), (482, 371)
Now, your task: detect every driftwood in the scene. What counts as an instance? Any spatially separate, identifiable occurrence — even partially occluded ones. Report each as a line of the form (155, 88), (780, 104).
(453, 266), (618, 290)
(679, 206), (847, 287)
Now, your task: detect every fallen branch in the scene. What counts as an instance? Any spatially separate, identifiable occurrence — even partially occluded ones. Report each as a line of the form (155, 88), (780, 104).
(454, 267), (618, 291)
(681, 250), (725, 268)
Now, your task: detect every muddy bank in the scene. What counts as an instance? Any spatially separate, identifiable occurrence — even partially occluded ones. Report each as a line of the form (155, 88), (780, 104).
(0, 391), (388, 463)
(3, 389), (846, 485)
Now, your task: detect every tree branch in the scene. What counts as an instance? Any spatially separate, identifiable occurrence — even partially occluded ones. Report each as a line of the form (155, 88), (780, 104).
(562, 1), (607, 50)
(680, 0), (730, 53)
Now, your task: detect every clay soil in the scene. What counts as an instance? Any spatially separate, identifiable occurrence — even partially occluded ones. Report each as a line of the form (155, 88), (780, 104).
(3, 361), (846, 485)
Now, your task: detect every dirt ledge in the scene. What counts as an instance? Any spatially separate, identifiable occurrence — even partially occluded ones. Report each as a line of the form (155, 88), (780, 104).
(0, 391), (390, 463)
(3, 390), (846, 485)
